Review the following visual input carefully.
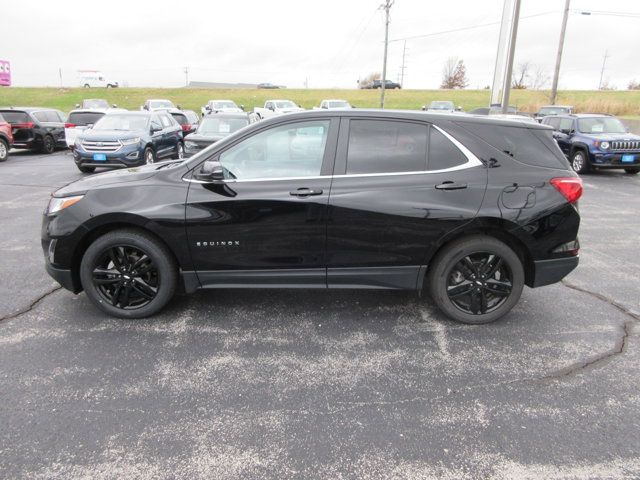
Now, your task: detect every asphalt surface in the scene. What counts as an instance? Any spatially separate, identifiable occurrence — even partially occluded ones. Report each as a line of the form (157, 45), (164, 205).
(1, 150), (639, 479)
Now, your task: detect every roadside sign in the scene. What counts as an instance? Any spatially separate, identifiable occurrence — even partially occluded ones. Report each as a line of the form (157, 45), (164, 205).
(0, 60), (11, 86)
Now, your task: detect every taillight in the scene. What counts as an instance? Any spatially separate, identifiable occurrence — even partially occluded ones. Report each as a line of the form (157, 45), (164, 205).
(550, 177), (583, 204)
(65, 123), (77, 128)
(12, 122), (34, 129)
(181, 124), (191, 132)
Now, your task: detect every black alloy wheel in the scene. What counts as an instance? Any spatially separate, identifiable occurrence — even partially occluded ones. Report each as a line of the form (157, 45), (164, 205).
(428, 235), (524, 324)
(80, 229), (177, 318)
(42, 135), (55, 154)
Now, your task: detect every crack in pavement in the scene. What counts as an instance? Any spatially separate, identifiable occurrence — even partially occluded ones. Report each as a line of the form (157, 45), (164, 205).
(0, 285), (62, 323)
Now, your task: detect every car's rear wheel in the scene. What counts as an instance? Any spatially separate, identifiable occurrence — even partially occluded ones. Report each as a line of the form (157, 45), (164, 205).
(80, 229), (177, 319)
(0, 139), (8, 162)
(144, 147), (155, 164)
(77, 165), (95, 173)
(427, 235), (525, 324)
(570, 150), (590, 174)
(624, 168), (639, 175)
(41, 135), (55, 154)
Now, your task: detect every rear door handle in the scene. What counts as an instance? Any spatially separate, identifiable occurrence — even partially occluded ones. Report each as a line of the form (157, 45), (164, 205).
(290, 188), (323, 197)
(435, 181), (467, 190)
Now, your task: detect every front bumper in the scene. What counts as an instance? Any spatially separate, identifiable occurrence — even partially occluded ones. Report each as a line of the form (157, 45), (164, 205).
(45, 261), (79, 293)
(73, 143), (145, 169)
(590, 151), (640, 168)
(531, 256), (579, 288)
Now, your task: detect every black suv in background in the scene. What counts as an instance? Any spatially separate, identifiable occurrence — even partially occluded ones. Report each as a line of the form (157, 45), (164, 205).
(72, 111), (184, 173)
(168, 109), (200, 137)
(362, 79), (402, 89)
(0, 107), (66, 153)
(42, 110), (582, 324)
(542, 114), (640, 174)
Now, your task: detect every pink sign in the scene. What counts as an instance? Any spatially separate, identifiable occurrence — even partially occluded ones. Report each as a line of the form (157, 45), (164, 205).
(0, 60), (11, 86)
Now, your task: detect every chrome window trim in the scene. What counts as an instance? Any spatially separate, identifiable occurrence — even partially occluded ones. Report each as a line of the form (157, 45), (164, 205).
(184, 124), (482, 184)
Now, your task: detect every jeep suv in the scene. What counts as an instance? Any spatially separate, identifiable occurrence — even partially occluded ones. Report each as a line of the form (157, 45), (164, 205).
(72, 111), (183, 173)
(0, 107), (66, 154)
(0, 113), (13, 162)
(42, 110), (582, 324)
(542, 114), (640, 174)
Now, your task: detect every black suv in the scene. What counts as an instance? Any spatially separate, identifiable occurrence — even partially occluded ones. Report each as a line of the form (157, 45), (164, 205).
(542, 114), (640, 174)
(0, 107), (66, 154)
(42, 110), (582, 324)
(363, 79), (402, 89)
(72, 111), (184, 173)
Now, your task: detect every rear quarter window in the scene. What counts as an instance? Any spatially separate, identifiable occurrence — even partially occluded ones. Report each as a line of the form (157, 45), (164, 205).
(456, 121), (568, 169)
(428, 127), (467, 170)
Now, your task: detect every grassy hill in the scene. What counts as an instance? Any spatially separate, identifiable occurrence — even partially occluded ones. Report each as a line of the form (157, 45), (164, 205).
(1, 87), (639, 118)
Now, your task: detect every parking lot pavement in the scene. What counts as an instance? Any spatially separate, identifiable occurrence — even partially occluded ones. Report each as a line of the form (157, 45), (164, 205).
(1, 151), (639, 479)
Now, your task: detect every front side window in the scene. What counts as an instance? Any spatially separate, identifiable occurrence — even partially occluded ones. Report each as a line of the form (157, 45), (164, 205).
(219, 120), (330, 180)
(545, 117), (561, 130)
(559, 118), (574, 132)
(346, 120), (428, 174)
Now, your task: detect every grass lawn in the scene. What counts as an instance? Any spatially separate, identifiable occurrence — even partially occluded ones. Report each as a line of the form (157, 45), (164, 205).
(1, 87), (639, 118)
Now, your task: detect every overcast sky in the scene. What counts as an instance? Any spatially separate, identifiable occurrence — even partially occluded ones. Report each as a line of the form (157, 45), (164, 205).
(1, 0), (638, 89)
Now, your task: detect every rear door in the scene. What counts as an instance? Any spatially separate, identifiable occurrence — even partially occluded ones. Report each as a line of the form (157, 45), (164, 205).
(185, 118), (339, 287)
(326, 117), (487, 289)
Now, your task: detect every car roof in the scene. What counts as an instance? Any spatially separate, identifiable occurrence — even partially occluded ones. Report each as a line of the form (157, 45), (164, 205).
(203, 112), (249, 119)
(0, 107), (59, 112)
(147, 99), (174, 103)
(68, 108), (125, 114)
(539, 105), (573, 109)
(323, 99), (349, 102)
(209, 99), (237, 103)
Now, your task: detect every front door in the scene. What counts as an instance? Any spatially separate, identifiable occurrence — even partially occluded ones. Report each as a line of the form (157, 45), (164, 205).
(326, 118), (487, 290)
(185, 118), (338, 287)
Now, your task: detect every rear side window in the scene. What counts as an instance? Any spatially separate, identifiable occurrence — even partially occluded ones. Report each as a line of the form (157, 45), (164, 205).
(456, 121), (567, 169)
(160, 115), (172, 127)
(558, 118), (574, 131)
(0, 111), (29, 124)
(171, 113), (188, 125)
(68, 112), (104, 126)
(428, 128), (467, 170)
(346, 120), (428, 174)
(33, 111), (49, 122)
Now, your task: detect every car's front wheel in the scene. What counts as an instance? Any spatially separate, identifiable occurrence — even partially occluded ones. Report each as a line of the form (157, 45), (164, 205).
(427, 235), (525, 324)
(570, 150), (590, 174)
(624, 168), (639, 175)
(144, 147), (155, 165)
(79, 229), (178, 319)
(0, 138), (8, 162)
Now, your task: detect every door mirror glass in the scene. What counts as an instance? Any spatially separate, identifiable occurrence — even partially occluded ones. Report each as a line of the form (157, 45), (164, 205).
(195, 160), (225, 182)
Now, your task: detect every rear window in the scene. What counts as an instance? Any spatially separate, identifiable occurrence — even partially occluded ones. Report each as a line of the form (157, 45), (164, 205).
(170, 113), (188, 125)
(0, 111), (30, 124)
(68, 112), (105, 126)
(346, 120), (428, 174)
(456, 121), (568, 169)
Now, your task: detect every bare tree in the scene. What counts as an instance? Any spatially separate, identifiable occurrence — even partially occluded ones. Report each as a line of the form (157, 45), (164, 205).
(358, 72), (381, 89)
(440, 57), (468, 89)
(531, 64), (550, 90)
(512, 61), (530, 89)
(628, 79), (640, 90)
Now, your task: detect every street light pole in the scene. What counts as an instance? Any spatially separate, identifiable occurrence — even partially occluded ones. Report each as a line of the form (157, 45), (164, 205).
(550, 0), (571, 105)
(380, 0), (394, 109)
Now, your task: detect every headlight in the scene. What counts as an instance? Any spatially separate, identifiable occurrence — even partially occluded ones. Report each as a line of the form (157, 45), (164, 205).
(120, 137), (141, 145)
(185, 141), (198, 149)
(47, 195), (84, 215)
(600, 141), (610, 150)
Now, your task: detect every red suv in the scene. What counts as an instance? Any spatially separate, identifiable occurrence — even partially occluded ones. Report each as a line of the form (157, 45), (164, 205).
(0, 112), (13, 162)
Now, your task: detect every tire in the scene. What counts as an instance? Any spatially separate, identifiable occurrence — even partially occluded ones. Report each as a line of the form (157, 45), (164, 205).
(570, 150), (590, 174)
(41, 135), (55, 154)
(84, 84), (90, 88)
(624, 168), (639, 175)
(173, 142), (184, 160)
(79, 229), (178, 319)
(427, 235), (525, 324)
(0, 138), (8, 162)
(106, 84), (112, 88)
(144, 147), (155, 165)
(77, 165), (95, 173)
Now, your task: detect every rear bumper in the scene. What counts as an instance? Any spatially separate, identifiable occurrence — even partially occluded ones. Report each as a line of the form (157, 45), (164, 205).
(531, 256), (579, 287)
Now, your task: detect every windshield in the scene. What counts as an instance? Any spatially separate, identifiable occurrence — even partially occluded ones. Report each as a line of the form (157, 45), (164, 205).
(275, 101), (296, 109)
(539, 107), (569, 116)
(150, 100), (175, 109)
(213, 101), (238, 109)
(578, 117), (626, 134)
(93, 114), (149, 131)
(83, 99), (109, 109)
(429, 101), (454, 110)
(198, 117), (248, 135)
(328, 101), (350, 108)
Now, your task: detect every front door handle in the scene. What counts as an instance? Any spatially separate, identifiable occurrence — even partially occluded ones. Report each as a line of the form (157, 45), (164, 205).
(290, 188), (323, 197)
(435, 181), (467, 190)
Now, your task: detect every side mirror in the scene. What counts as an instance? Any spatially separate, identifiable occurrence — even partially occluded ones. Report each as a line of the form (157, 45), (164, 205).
(240, 104), (245, 111)
(75, 103), (80, 108)
(456, 106), (462, 111)
(86, 124), (94, 129)
(560, 128), (572, 135)
(151, 125), (162, 134)
(321, 105), (327, 109)
(421, 106), (426, 111)
(195, 160), (225, 182)
(177, 104), (182, 110)
(268, 105), (274, 111)
(112, 104), (118, 108)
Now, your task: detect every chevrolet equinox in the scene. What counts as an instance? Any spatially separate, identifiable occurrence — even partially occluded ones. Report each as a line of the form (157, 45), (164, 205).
(42, 110), (582, 324)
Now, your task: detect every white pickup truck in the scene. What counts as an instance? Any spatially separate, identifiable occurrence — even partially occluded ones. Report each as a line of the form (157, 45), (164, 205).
(253, 100), (304, 119)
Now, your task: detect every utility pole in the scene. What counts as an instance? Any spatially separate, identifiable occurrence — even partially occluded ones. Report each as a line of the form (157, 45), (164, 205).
(379, 0), (394, 108)
(598, 49), (609, 90)
(184, 67), (189, 87)
(550, 0), (571, 105)
(490, 0), (521, 114)
(399, 40), (407, 87)
(59, 68), (63, 88)
(500, 0), (520, 113)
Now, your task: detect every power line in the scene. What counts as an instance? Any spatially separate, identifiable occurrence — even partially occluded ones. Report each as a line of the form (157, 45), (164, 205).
(574, 9), (640, 18)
